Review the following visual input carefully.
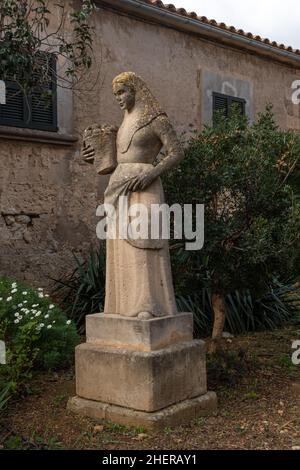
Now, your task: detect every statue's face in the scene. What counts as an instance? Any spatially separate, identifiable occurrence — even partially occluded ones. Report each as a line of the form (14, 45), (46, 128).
(113, 83), (135, 111)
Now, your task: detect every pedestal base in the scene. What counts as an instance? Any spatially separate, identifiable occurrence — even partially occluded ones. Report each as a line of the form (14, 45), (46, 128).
(75, 340), (207, 412)
(67, 392), (217, 430)
(69, 312), (217, 429)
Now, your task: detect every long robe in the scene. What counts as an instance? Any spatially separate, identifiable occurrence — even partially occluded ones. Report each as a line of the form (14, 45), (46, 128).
(103, 161), (178, 317)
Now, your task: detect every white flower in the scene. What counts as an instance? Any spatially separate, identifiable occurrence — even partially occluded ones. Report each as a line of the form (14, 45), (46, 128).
(31, 309), (37, 314)
(45, 294), (49, 298)
(52, 320), (56, 324)
(30, 317), (34, 320)
(11, 289), (18, 294)
(0, 298), (3, 301)
(11, 282), (17, 288)
(38, 293), (44, 298)
(32, 304), (39, 308)
(47, 325), (52, 329)
(49, 304), (55, 310)
(6, 297), (12, 302)
(38, 288), (43, 291)
(14, 312), (20, 317)
(66, 320), (71, 325)
(38, 323), (45, 328)
(23, 300), (28, 304)
(14, 319), (20, 324)
(19, 315), (23, 320)
(35, 312), (41, 317)
(22, 291), (27, 295)
(44, 314), (49, 319)
(18, 303), (23, 308)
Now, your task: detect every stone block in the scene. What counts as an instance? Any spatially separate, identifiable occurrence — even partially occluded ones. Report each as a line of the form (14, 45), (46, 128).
(75, 340), (207, 412)
(68, 392), (217, 430)
(86, 312), (193, 352)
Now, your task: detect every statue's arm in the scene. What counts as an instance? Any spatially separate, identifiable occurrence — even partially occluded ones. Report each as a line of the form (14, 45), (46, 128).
(126, 116), (183, 192)
(151, 115), (184, 179)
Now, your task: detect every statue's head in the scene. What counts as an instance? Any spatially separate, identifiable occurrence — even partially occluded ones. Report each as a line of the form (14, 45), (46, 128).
(112, 72), (167, 152)
(112, 72), (163, 116)
(113, 81), (135, 112)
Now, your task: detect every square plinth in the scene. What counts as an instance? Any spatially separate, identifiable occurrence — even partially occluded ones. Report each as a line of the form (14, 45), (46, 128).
(68, 392), (217, 431)
(75, 340), (207, 412)
(85, 312), (193, 352)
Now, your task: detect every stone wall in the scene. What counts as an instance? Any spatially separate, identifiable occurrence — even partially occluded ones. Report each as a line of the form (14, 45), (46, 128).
(1, 1), (300, 286)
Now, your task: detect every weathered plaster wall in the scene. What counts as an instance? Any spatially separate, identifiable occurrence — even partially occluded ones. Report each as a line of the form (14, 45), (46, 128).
(1, 1), (300, 286)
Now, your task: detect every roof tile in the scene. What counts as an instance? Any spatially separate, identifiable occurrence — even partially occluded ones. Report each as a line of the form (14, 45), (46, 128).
(142, 0), (300, 56)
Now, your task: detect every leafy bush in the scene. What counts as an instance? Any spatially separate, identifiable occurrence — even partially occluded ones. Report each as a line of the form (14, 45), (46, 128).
(0, 277), (79, 403)
(164, 105), (300, 345)
(176, 280), (300, 337)
(52, 246), (106, 333)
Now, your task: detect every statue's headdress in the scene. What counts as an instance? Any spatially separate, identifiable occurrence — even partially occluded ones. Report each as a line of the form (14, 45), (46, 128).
(112, 72), (166, 153)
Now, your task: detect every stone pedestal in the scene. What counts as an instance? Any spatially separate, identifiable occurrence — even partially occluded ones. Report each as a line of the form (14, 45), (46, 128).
(68, 312), (217, 429)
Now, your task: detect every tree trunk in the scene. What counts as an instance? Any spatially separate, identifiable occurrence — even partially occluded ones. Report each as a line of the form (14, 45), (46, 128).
(208, 292), (226, 354)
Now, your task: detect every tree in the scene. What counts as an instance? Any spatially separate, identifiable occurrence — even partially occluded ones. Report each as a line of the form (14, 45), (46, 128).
(163, 106), (300, 351)
(0, 0), (95, 93)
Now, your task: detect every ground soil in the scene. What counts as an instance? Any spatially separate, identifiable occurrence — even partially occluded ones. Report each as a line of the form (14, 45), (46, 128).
(1, 326), (300, 450)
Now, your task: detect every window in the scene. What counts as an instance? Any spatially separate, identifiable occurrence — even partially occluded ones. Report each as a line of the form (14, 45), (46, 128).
(0, 55), (57, 132)
(213, 92), (246, 119)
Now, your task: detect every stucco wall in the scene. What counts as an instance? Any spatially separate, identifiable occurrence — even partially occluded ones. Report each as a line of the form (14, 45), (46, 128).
(1, 1), (300, 286)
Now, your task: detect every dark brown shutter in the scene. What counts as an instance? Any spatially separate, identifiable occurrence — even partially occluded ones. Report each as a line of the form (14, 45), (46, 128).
(213, 93), (228, 118)
(213, 92), (246, 121)
(0, 81), (26, 125)
(31, 87), (56, 129)
(231, 97), (245, 116)
(0, 54), (57, 131)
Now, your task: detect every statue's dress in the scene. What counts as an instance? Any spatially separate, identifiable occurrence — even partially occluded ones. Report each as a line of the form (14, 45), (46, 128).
(103, 115), (180, 317)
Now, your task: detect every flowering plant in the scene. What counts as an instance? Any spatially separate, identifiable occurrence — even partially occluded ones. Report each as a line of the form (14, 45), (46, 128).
(0, 277), (79, 397)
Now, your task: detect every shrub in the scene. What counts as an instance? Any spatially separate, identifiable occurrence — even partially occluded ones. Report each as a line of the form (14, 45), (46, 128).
(176, 280), (300, 336)
(0, 277), (79, 402)
(52, 245), (106, 333)
(164, 105), (300, 348)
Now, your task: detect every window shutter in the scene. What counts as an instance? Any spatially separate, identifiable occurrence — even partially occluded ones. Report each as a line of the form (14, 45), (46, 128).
(213, 92), (246, 122)
(31, 87), (56, 129)
(0, 54), (57, 132)
(230, 98), (245, 116)
(0, 81), (26, 126)
(213, 93), (228, 118)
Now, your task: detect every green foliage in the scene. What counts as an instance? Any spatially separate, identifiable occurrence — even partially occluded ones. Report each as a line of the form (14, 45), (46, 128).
(52, 245), (106, 333)
(164, 105), (300, 299)
(0, 277), (79, 403)
(0, 0), (95, 92)
(176, 281), (300, 336)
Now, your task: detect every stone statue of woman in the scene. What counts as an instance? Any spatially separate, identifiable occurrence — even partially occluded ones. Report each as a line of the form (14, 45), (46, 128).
(83, 72), (184, 320)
